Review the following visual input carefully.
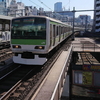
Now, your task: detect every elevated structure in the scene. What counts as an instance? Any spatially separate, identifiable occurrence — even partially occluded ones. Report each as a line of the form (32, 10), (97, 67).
(29, 37), (100, 100)
(29, 46), (72, 100)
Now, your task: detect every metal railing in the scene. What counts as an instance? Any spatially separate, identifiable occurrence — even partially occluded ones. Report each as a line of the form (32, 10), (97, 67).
(72, 43), (100, 52)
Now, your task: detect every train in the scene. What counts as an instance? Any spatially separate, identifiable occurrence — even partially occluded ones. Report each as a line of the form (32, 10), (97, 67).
(0, 31), (11, 48)
(0, 15), (13, 49)
(11, 16), (74, 65)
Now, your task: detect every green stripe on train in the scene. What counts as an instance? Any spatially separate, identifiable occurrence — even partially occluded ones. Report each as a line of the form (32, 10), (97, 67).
(11, 39), (46, 45)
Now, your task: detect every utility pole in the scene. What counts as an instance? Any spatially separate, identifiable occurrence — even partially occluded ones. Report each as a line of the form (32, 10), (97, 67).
(71, 9), (95, 35)
(85, 15), (88, 32)
(72, 7), (75, 40)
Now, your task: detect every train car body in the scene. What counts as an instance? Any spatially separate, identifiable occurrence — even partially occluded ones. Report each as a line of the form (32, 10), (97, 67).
(11, 16), (73, 65)
(0, 31), (11, 48)
(0, 15), (13, 48)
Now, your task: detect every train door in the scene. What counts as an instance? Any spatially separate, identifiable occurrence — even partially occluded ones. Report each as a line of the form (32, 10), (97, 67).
(63, 27), (64, 39)
(59, 26), (61, 42)
(53, 25), (56, 46)
(66, 26), (69, 37)
(55, 26), (59, 44)
(61, 26), (63, 41)
(50, 24), (53, 47)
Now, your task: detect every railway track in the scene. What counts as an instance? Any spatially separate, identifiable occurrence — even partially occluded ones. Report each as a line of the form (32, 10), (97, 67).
(0, 39), (71, 100)
(0, 48), (13, 66)
(76, 52), (100, 65)
(0, 65), (41, 100)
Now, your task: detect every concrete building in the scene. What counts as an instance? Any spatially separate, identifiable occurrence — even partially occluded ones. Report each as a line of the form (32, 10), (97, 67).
(8, 0), (25, 17)
(94, 0), (100, 33)
(0, 0), (13, 15)
(54, 2), (62, 12)
(25, 6), (33, 16)
(78, 15), (91, 25)
(0, 0), (12, 8)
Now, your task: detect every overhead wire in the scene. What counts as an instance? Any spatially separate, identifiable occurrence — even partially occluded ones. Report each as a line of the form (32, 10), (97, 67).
(28, 0), (64, 20)
(29, 0), (41, 8)
(38, 0), (53, 11)
(63, 0), (70, 10)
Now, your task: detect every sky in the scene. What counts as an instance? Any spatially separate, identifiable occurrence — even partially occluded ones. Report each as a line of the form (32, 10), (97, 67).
(18, 0), (94, 19)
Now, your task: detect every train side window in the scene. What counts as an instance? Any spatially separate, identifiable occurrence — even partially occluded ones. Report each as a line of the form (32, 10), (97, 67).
(5, 24), (9, 31)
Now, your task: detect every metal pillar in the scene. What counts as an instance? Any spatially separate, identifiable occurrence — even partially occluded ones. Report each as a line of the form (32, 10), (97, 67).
(72, 7), (75, 40)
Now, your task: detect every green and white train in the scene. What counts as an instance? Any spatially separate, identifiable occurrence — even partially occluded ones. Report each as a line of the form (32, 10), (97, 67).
(11, 16), (73, 65)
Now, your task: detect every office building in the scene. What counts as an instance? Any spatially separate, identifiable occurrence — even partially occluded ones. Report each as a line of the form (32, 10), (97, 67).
(54, 2), (62, 12)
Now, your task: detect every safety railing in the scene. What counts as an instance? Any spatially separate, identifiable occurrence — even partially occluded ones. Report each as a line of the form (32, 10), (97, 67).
(72, 43), (100, 52)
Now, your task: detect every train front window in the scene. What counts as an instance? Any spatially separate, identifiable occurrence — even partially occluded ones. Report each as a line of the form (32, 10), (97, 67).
(11, 17), (46, 39)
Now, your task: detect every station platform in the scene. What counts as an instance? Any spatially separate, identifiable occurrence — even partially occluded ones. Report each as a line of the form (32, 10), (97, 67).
(30, 46), (72, 100)
(30, 37), (100, 100)
(72, 38), (100, 52)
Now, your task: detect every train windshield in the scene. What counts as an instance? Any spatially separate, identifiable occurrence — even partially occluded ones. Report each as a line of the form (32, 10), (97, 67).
(11, 17), (46, 39)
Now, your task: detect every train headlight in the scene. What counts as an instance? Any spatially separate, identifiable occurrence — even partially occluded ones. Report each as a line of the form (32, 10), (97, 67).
(12, 45), (21, 48)
(35, 46), (45, 49)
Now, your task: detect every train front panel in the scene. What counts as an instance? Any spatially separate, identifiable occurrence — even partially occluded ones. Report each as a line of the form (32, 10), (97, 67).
(11, 16), (49, 65)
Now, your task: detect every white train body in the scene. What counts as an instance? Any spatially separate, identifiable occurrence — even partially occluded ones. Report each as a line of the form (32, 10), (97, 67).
(0, 31), (10, 47)
(1, 31), (10, 42)
(11, 16), (73, 65)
